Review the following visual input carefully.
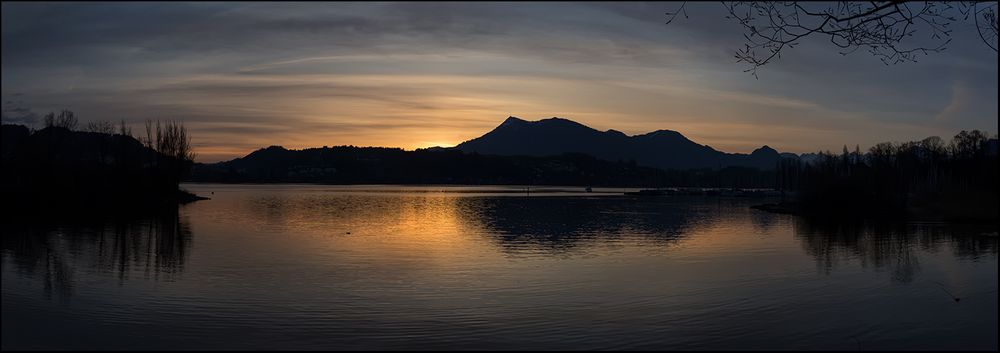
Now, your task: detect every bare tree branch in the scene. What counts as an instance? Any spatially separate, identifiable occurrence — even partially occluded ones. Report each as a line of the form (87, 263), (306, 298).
(665, 1), (998, 77)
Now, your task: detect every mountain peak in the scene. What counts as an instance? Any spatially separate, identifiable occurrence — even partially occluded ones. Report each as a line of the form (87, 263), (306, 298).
(651, 129), (682, 136)
(537, 116), (593, 128)
(245, 145), (287, 156)
(636, 129), (687, 141)
(606, 129), (627, 137)
(455, 116), (783, 170)
(494, 116), (597, 133)
(237, 145), (290, 163)
(752, 145), (778, 155)
(495, 116), (528, 130)
(501, 116), (526, 125)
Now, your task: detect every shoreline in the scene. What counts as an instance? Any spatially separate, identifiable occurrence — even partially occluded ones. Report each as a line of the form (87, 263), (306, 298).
(750, 201), (999, 224)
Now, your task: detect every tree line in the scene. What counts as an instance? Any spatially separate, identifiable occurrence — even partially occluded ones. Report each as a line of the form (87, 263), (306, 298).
(775, 130), (998, 220)
(39, 109), (195, 162)
(2, 109), (201, 212)
(188, 144), (779, 189)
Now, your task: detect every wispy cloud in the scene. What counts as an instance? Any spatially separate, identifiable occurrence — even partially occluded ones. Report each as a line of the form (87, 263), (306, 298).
(2, 2), (996, 162)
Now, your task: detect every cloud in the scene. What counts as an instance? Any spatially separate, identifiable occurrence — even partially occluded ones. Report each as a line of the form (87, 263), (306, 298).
(935, 80), (973, 123)
(1, 99), (39, 126)
(1, 2), (996, 161)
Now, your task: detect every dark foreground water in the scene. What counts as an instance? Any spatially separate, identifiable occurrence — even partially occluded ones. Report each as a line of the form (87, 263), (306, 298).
(2, 184), (997, 350)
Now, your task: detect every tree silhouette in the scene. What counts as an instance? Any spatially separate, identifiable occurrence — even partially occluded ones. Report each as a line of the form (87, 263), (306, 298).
(666, 2), (998, 77)
(774, 129), (998, 219)
(2, 112), (204, 211)
(42, 109), (78, 130)
(118, 119), (132, 137)
(84, 120), (116, 134)
(153, 120), (196, 162)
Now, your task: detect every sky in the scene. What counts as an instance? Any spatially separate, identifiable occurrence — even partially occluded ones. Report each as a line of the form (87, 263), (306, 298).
(2, 2), (997, 162)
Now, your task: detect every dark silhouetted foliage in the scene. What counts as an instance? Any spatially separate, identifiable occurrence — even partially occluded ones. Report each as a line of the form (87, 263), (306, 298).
(775, 130), (998, 221)
(189, 145), (777, 189)
(42, 109), (78, 130)
(1, 115), (201, 213)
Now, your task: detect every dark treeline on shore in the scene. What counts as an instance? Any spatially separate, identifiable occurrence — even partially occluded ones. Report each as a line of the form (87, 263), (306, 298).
(3, 108), (996, 222)
(774, 130), (998, 221)
(188, 145), (777, 188)
(1, 110), (200, 214)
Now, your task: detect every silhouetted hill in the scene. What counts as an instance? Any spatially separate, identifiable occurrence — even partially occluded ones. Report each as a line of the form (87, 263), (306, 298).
(455, 116), (781, 170)
(189, 145), (777, 188)
(1, 124), (201, 213)
(187, 116), (787, 186)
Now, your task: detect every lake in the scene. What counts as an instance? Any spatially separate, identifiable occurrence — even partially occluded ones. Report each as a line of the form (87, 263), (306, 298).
(2, 184), (997, 350)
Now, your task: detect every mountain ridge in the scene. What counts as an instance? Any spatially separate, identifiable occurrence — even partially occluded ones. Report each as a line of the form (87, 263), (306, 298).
(200, 116), (788, 171)
(454, 116), (780, 170)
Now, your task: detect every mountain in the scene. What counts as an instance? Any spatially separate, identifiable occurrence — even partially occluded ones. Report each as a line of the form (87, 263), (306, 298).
(188, 145), (778, 188)
(187, 116), (789, 186)
(192, 146), (669, 186)
(455, 116), (781, 170)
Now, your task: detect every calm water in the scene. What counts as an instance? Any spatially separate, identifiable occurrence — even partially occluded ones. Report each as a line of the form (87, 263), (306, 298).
(2, 184), (997, 350)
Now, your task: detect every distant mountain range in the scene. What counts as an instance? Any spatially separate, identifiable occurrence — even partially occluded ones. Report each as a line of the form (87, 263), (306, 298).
(186, 116), (789, 186)
(455, 116), (781, 170)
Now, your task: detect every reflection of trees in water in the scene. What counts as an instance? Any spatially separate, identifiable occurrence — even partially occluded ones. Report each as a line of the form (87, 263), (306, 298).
(1, 209), (192, 298)
(456, 196), (738, 255)
(937, 225), (1000, 259)
(748, 209), (778, 234)
(793, 217), (998, 283)
(236, 192), (766, 255)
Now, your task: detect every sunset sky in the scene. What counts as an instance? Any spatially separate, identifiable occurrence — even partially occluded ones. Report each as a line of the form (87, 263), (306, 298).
(2, 2), (997, 162)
